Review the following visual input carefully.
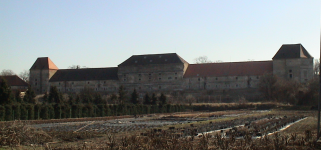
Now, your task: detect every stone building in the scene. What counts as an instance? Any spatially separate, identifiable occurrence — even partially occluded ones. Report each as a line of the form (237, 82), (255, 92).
(29, 44), (314, 100)
(0, 75), (29, 92)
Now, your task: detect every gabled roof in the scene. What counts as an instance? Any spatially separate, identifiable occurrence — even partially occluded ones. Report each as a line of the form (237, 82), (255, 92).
(0, 75), (29, 86)
(118, 53), (188, 66)
(49, 67), (118, 82)
(272, 44), (312, 59)
(30, 57), (59, 70)
(184, 61), (273, 78)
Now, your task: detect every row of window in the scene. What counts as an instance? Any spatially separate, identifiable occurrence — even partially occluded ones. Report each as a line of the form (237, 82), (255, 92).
(197, 76), (259, 81)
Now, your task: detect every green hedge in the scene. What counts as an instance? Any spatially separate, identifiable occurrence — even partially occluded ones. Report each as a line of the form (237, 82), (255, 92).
(0, 103), (186, 121)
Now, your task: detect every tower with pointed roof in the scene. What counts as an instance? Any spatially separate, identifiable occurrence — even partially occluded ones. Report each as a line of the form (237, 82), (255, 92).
(272, 44), (314, 83)
(29, 57), (59, 94)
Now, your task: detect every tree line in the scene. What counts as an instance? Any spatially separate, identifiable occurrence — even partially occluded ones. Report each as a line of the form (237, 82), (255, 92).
(0, 78), (185, 121)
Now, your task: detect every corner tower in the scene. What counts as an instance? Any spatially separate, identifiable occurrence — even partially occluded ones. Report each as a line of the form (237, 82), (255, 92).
(272, 44), (313, 83)
(29, 57), (58, 94)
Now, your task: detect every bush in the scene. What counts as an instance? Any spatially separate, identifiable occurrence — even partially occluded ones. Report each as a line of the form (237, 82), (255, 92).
(40, 105), (49, 119)
(26, 104), (34, 120)
(5, 105), (12, 121)
(34, 104), (41, 120)
(20, 104), (28, 120)
(12, 104), (21, 120)
(0, 105), (5, 121)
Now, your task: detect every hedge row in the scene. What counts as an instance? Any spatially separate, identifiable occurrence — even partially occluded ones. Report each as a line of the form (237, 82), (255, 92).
(189, 103), (277, 111)
(0, 104), (186, 121)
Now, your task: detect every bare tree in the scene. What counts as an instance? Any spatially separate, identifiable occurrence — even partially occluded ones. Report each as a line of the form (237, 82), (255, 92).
(68, 65), (81, 69)
(19, 70), (29, 83)
(194, 56), (213, 64)
(0, 69), (15, 76)
(314, 58), (320, 76)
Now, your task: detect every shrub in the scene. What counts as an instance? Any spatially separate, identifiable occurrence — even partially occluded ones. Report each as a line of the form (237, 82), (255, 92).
(0, 105), (5, 121)
(5, 105), (12, 121)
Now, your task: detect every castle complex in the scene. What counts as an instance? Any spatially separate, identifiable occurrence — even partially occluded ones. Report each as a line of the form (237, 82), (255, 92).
(29, 44), (314, 99)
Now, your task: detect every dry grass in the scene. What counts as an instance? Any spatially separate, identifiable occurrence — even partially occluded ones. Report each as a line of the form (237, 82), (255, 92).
(2, 110), (320, 150)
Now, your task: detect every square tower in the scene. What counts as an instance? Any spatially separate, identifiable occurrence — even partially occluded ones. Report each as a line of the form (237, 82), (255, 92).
(272, 44), (314, 83)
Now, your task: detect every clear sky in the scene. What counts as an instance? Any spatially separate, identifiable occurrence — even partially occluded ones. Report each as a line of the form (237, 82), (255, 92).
(1, 0), (320, 74)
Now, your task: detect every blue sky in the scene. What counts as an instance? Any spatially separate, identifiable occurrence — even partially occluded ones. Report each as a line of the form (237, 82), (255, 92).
(1, 0), (320, 74)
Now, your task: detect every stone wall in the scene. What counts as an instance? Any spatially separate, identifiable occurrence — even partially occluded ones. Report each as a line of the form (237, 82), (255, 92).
(273, 58), (313, 83)
(118, 63), (186, 92)
(50, 80), (119, 93)
(30, 69), (58, 94)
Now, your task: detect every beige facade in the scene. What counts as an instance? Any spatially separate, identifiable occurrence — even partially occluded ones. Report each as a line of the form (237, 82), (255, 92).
(29, 44), (314, 97)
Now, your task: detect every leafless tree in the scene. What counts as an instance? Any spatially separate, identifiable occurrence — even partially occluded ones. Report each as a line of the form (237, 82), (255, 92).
(0, 69), (15, 76)
(314, 58), (320, 76)
(194, 56), (213, 64)
(19, 70), (29, 83)
(258, 73), (277, 101)
(68, 65), (81, 69)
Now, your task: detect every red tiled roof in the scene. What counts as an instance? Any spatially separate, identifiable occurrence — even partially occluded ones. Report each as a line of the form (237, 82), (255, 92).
(30, 57), (58, 70)
(184, 61), (273, 78)
(0, 75), (29, 86)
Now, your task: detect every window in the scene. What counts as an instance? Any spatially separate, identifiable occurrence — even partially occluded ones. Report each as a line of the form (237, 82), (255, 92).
(257, 76), (259, 79)
(139, 78), (141, 81)
(149, 73), (151, 76)
(175, 72), (177, 75)
(236, 84), (238, 87)
(159, 73), (161, 75)
(59, 82), (60, 85)
(159, 78), (161, 80)
(104, 81), (106, 84)
(198, 78), (200, 81)
(138, 74), (141, 76)
(159, 86), (161, 89)
(139, 87), (141, 89)
(175, 77), (178, 80)
(35, 82), (37, 85)
(72, 82), (74, 84)
(289, 74), (293, 78)
(168, 77), (172, 80)
(216, 77), (218, 80)
(123, 79), (126, 81)
(149, 77), (151, 80)
(88, 82), (90, 84)
(35, 79), (37, 81)
(289, 69), (292, 73)
(235, 77), (238, 80)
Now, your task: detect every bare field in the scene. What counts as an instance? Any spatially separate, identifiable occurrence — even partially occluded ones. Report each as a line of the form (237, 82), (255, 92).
(1, 110), (319, 149)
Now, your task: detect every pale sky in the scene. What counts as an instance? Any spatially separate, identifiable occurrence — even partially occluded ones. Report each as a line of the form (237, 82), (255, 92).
(1, 0), (320, 74)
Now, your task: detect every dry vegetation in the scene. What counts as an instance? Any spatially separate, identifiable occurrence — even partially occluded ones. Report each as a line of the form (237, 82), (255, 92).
(0, 110), (320, 149)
